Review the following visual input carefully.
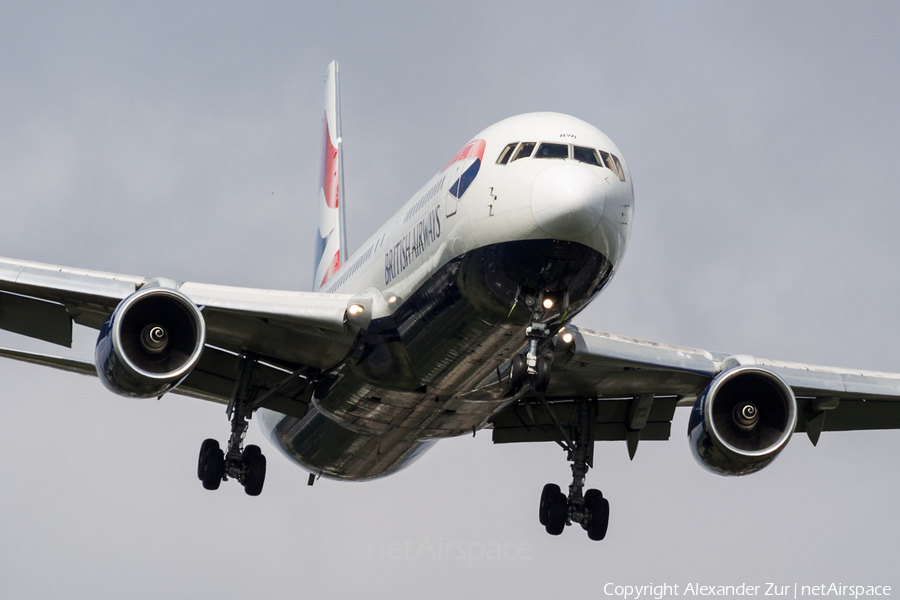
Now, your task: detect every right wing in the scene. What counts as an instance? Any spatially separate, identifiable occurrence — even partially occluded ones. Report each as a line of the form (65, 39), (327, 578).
(491, 325), (900, 449)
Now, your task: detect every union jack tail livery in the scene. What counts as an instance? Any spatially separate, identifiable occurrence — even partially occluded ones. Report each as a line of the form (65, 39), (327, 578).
(313, 61), (346, 290)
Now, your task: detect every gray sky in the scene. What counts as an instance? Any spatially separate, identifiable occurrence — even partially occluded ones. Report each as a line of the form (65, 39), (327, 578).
(2, 2), (900, 598)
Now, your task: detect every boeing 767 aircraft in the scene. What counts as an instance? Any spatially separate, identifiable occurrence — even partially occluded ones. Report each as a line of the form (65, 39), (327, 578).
(2, 62), (899, 542)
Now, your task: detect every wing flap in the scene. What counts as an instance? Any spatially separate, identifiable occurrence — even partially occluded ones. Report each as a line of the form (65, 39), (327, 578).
(1, 256), (141, 336)
(0, 344), (313, 419)
(0, 346), (97, 376)
(795, 397), (900, 432)
(491, 397), (678, 444)
(0, 292), (72, 347)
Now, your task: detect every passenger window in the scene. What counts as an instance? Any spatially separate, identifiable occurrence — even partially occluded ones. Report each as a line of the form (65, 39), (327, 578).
(511, 142), (536, 162)
(496, 143), (518, 165)
(535, 143), (569, 159)
(573, 145), (601, 166)
(611, 154), (626, 181)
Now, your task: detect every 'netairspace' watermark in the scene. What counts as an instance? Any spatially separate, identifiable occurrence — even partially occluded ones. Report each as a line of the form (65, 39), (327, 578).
(368, 538), (532, 566)
(603, 583), (891, 600)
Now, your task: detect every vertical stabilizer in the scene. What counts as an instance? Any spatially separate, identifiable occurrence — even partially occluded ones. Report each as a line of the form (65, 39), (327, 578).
(313, 60), (347, 291)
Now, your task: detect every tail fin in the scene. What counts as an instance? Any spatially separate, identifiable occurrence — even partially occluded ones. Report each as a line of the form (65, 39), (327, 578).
(313, 60), (347, 291)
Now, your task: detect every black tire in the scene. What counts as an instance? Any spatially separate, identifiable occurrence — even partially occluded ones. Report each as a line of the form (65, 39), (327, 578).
(202, 447), (225, 491)
(197, 438), (219, 480)
(510, 354), (527, 392)
(585, 492), (609, 541)
(243, 452), (266, 496)
(243, 444), (261, 459)
(544, 492), (568, 536)
(534, 356), (551, 392)
(584, 488), (602, 503)
(539, 483), (561, 525)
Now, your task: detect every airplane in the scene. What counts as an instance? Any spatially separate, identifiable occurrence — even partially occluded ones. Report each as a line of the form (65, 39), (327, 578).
(2, 60), (900, 542)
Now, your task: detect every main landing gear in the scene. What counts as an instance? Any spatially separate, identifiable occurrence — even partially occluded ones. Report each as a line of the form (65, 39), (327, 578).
(505, 291), (608, 539)
(538, 399), (609, 541)
(196, 352), (267, 496)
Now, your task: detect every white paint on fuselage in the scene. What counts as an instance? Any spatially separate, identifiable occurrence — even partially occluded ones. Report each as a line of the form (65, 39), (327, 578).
(260, 112), (636, 479)
(323, 112), (633, 314)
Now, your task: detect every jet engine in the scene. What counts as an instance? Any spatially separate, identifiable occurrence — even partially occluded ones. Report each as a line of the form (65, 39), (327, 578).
(688, 365), (797, 476)
(95, 286), (206, 398)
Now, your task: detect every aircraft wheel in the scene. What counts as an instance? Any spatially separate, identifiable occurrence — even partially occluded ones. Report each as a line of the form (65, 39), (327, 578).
(539, 483), (560, 526)
(243, 444), (261, 459)
(584, 488), (609, 541)
(544, 491), (568, 536)
(510, 354), (527, 392)
(243, 451), (266, 496)
(197, 438), (219, 480)
(534, 356), (551, 392)
(202, 446), (225, 491)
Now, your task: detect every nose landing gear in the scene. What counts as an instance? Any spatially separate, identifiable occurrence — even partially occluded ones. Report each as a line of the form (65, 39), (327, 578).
(509, 352), (551, 393)
(509, 291), (557, 394)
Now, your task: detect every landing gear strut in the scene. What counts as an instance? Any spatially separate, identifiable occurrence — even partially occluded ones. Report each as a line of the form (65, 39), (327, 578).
(509, 291), (555, 394)
(197, 352), (267, 496)
(539, 399), (609, 541)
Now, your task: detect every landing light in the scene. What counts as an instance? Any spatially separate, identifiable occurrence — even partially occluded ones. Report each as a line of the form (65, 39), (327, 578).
(388, 296), (397, 304)
(542, 298), (554, 310)
(562, 332), (573, 344)
(348, 304), (365, 315)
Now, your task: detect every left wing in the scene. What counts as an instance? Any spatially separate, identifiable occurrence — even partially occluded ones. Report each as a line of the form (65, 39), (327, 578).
(0, 255), (366, 413)
(491, 325), (900, 453)
(0, 344), (315, 418)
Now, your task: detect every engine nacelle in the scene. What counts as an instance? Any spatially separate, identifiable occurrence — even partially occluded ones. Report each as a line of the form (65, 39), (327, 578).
(95, 286), (206, 398)
(688, 366), (797, 476)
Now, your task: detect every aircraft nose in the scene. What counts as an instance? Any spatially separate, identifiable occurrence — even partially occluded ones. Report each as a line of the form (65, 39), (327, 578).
(531, 164), (605, 239)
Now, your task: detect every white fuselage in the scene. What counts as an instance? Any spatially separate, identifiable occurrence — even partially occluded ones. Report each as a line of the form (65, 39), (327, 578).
(261, 112), (635, 480)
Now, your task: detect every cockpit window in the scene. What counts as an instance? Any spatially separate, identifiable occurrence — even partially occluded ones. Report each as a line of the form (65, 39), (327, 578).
(573, 145), (601, 166)
(598, 150), (615, 172)
(511, 142), (536, 162)
(596, 150), (626, 181)
(535, 143), (569, 159)
(610, 154), (626, 181)
(499, 140), (626, 181)
(496, 143), (518, 165)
